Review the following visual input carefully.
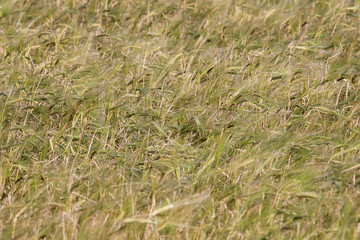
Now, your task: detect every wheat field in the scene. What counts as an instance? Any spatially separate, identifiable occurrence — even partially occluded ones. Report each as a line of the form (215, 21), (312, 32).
(1, 0), (360, 239)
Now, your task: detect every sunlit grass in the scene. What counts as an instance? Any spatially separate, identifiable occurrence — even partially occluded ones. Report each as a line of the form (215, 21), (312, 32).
(1, 0), (360, 239)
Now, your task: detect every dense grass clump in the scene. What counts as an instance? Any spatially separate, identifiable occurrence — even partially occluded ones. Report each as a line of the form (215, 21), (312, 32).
(1, 0), (360, 239)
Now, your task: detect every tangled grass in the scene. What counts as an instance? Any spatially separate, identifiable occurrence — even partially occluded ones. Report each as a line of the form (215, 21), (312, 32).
(1, 0), (360, 239)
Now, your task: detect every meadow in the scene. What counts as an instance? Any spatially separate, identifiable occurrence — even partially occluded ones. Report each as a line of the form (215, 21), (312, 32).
(1, 0), (360, 239)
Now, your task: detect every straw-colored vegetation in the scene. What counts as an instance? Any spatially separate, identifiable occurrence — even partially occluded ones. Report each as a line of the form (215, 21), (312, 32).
(1, 0), (360, 239)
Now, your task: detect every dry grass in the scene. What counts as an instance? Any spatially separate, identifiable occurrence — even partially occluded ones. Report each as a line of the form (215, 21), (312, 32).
(1, 0), (360, 239)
